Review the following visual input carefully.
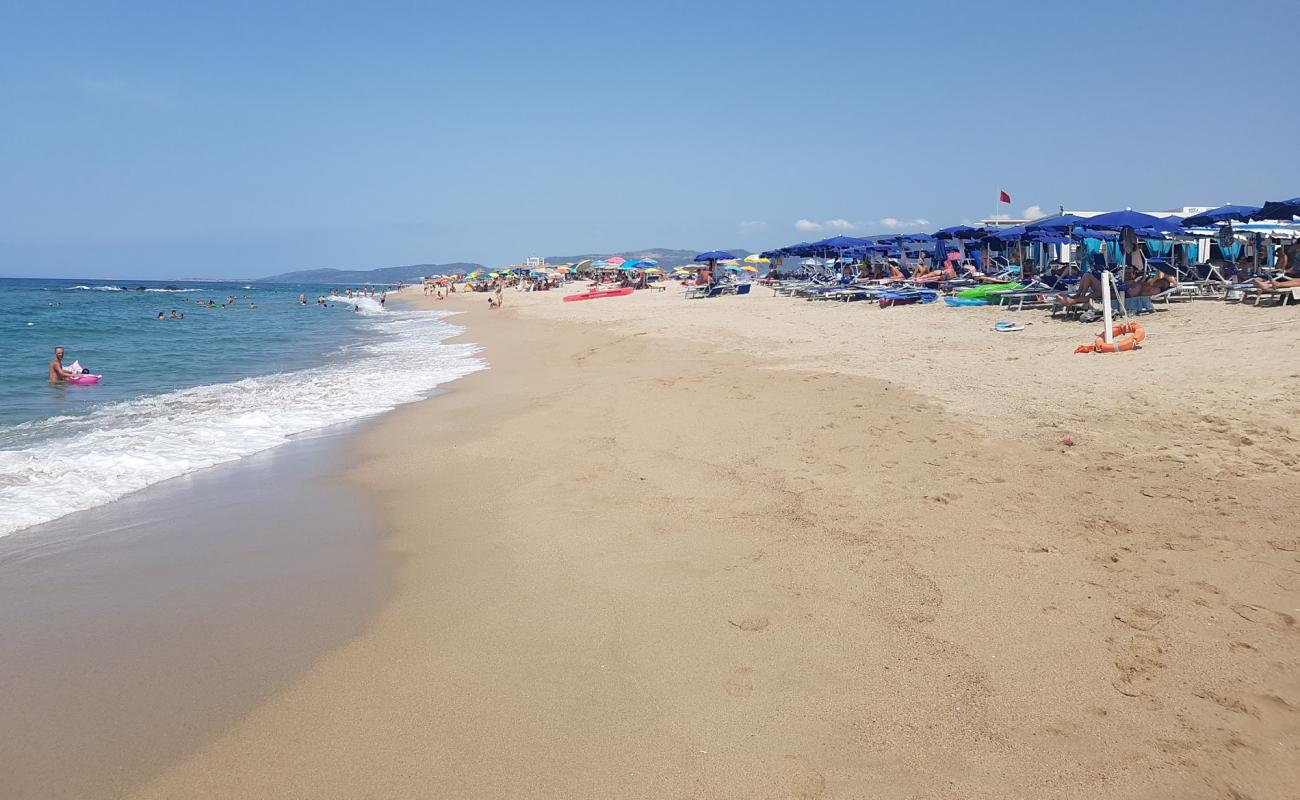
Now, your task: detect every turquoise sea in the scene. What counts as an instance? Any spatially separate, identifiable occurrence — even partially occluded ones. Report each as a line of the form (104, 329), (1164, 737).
(0, 277), (484, 536)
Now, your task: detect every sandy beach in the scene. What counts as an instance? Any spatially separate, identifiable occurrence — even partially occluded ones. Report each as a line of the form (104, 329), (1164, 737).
(112, 285), (1300, 799)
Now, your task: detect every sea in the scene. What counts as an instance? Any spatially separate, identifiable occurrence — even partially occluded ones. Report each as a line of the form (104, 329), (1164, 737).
(0, 277), (484, 537)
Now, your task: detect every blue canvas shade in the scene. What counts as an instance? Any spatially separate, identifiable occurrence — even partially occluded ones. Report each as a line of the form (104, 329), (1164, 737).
(1252, 197), (1300, 221)
(1182, 204), (1261, 226)
(694, 250), (736, 262)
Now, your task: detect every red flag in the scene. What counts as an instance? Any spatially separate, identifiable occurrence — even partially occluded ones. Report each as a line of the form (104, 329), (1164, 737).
(999, 190), (1011, 204)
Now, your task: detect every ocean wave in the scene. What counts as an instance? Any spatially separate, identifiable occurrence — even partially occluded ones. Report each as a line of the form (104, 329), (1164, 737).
(0, 310), (485, 537)
(332, 296), (387, 315)
(67, 285), (125, 291)
(143, 287), (200, 293)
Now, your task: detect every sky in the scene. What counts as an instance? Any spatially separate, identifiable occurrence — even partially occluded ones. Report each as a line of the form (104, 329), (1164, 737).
(2, 0), (1297, 279)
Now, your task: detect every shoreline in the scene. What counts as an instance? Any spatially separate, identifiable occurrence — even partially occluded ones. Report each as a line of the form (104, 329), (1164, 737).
(124, 287), (1300, 798)
(0, 425), (390, 800)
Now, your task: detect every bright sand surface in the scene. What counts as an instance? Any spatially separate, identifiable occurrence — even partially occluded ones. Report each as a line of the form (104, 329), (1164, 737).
(128, 285), (1299, 799)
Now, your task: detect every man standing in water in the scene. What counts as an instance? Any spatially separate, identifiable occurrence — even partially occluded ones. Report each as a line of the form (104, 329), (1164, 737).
(48, 346), (74, 383)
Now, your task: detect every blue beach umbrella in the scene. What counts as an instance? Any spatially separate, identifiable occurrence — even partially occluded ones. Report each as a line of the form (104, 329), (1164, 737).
(694, 250), (736, 262)
(1026, 213), (1089, 231)
(1075, 210), (1182, 236)
(933, 225), (976, 239)
(1182, 204), (1262, 226)
(1252, 197), (1300, 221)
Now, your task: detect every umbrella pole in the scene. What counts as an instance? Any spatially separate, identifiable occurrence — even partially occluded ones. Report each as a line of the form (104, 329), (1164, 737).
(1102, 271), (1115, 344)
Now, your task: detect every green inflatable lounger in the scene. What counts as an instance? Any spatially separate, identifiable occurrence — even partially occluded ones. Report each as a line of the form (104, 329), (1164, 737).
(955, 282), (1024, 300)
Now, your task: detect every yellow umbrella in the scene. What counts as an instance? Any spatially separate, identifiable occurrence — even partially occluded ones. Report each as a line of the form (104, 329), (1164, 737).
(743, 254), (770, 264)
(740, 265), (758, 272)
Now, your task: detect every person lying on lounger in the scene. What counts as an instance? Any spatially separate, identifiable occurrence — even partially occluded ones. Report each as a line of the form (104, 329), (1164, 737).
(1134, 267), (1178, 296)
(1253, 245), (1300, 290)
(1056, 270), (1105, 306)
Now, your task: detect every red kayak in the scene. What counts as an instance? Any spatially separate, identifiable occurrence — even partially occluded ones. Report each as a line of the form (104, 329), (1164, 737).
(563, 287), (635, 303)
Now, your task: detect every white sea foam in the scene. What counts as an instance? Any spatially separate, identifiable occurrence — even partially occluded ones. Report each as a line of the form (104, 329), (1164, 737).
(67, 285), (125, 291)
(143, 287), (200, 293)
(0, 309), (485, 537)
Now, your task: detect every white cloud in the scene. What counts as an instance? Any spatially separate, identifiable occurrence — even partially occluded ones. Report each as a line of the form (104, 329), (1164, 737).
(73, 76), (175, 108)
(878, 217), (930, 229)
(738, 220), (768, 232)
(797, 216), (928, 233)
(795, 218), (860, 232)
(1023, 205), (1044, 220)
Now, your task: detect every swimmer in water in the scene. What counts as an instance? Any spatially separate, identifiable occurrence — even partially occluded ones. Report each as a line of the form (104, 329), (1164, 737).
(48, 346), (74, 383)
(157, 312), (165, 320)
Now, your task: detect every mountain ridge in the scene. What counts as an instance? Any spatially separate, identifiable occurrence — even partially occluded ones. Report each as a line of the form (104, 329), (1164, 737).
(258, 262), (484, 284)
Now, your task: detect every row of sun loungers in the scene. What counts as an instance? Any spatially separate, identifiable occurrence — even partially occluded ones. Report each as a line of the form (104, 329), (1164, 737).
(758, 262), (1299, 316)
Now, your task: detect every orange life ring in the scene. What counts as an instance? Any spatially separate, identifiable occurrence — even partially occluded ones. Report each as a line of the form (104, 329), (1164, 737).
(1075, 322), (1145, 354)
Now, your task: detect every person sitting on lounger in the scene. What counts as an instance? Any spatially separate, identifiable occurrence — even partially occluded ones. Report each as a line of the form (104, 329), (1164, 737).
(912, 261), (957, 283)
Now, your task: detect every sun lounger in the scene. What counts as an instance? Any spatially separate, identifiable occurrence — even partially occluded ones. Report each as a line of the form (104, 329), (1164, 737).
(1251, 286), (1300, 307)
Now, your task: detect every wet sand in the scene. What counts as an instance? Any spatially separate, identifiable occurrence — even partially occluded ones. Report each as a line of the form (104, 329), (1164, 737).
(124, 288), (1300, 799)
(0, 430), (387, 800)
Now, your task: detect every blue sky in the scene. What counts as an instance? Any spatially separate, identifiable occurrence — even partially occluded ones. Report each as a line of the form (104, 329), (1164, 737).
(2, 0), (1296, 278)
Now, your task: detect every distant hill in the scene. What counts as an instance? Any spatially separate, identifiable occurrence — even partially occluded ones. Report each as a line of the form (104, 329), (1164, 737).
(544, 248), (752, 270)
(259, 262), (484, 285)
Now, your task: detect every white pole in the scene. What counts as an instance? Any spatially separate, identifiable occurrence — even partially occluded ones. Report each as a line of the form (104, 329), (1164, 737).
(1101, 270), (1114, 344)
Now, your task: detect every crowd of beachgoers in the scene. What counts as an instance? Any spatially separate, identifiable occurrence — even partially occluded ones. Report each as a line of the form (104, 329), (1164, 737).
(423, 202), (1300, 322)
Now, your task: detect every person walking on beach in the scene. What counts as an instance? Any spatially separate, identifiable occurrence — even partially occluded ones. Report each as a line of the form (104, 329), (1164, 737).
(494, 280), (504, 308)
(48, 346), (74, 383)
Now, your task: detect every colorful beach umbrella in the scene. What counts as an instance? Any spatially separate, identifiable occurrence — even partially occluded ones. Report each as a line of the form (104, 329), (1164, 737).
(743, 254), (769, 264)
(740, 265), (758, 272)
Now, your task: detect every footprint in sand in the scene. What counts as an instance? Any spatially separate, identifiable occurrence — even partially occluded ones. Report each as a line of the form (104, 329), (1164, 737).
(723, 667), (754, 698)
(1271, 572), (1300, 593)
(1231, 604), (1297, 629)
(1115, 608), (1164, 631)
(729, 615), (770, 632)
